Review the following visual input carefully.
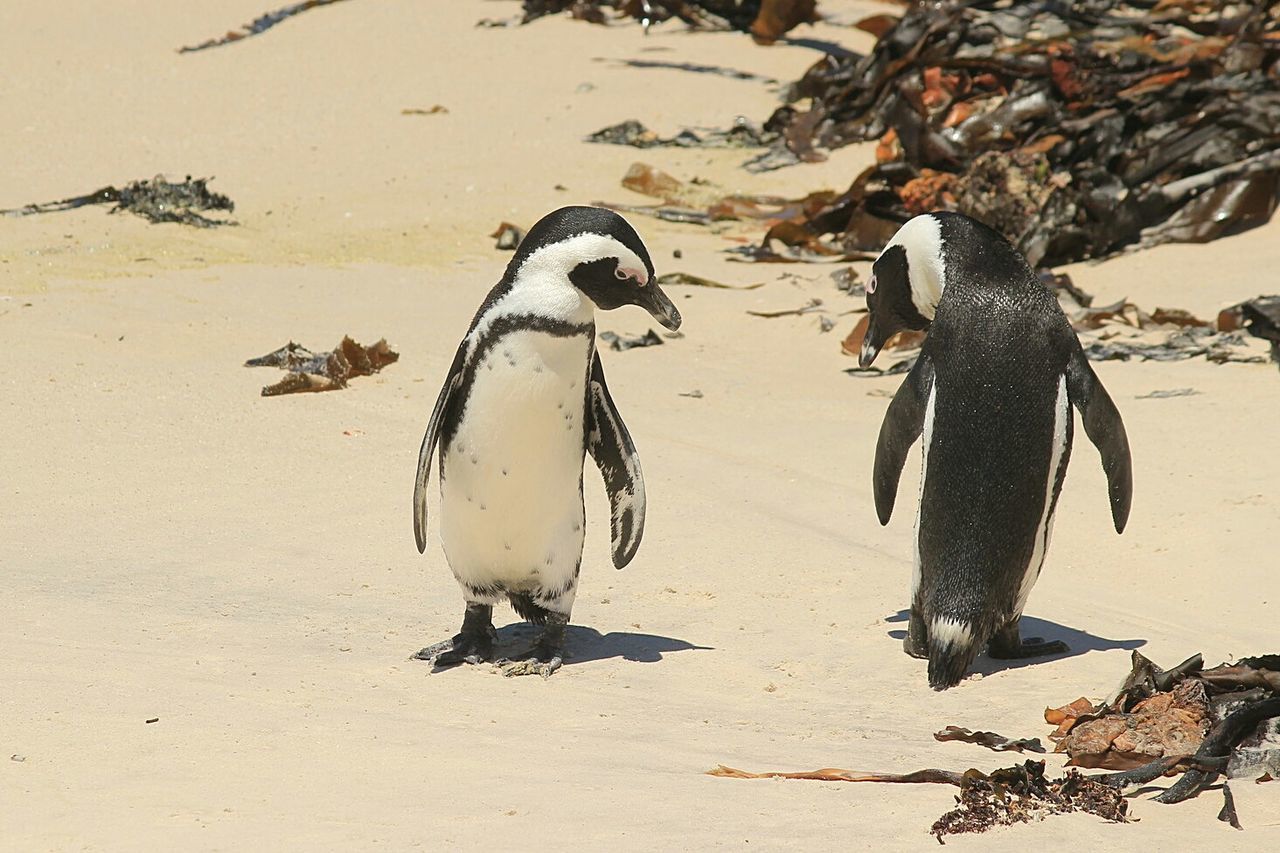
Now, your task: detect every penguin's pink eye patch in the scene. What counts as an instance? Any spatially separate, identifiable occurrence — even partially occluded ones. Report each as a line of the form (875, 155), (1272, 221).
(616, 266), (647, 286)
(867, 273), (877, 295)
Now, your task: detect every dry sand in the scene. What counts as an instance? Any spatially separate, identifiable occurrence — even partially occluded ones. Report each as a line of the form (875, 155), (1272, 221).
(3, 2), (1278, 849)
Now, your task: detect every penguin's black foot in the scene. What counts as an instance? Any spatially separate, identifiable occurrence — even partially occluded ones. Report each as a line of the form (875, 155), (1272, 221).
(903, 607), (928, 660)
(496, 611), (567, 679)
(413, 603), (496, 669)
(497, 647), (563, 679)
(988, 621), (1068, 660)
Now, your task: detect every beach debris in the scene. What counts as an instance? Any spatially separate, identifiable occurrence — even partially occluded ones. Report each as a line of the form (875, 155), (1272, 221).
(744, 1), (1280, 265)
(710, 759), (1127, 841)
(145, 718), (159, 724)
(1136, 388), (1201, 400)
(656, 272), (763, 290)
(603, 58), (778, 85)
(490, 222), (525, 250)
(402, 105), (449, 116)
(178, 0), (352, 53)
(520, 0), (815, 39)
(246, 336), (399, 396)
(1219, 295), (1280, 366)
(599, 329), (663, 351)
(586, 117), (779, 150)
(1, 176), (234, 228)
(679, 389), (704, 398)
(747, 298), (824, 319)
(622, 162), (685, 202)
(1047, 650), (1280, 827)
(831, 267), (862, 296)
(934, 726), (1045, 754)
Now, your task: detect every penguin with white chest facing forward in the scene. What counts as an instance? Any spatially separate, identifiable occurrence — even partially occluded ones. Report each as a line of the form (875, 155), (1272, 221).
(860, 212), (1133, 690)
(412, 206), (681, 677)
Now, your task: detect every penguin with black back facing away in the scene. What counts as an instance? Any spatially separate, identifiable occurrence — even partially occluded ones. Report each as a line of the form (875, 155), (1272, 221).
(412, 206), (681, 677)
(860, 212), (1133, 690)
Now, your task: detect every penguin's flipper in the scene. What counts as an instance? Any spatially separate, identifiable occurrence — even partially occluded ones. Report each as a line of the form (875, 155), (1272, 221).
(1066, 347), (1133, 534)
(413, 342), (467, 554)
(872, 355), (935, 525)
(586, 352), (646, 569)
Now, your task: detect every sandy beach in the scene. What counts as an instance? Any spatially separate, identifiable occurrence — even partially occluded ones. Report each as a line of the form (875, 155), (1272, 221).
(3, 2), (1279, 849)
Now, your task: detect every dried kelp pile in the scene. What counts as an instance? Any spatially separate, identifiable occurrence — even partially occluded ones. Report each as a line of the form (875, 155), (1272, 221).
(751, 1), (1280, 265)
(179, 0), (353, 53)
(246, 336), (398, 396)
(1048, 650), (1280, 828)
(930, 761), (1127, 841)
(709, 759), (1128, 841)
(520, 0), (816, 42)
(1, 176), (235, 228)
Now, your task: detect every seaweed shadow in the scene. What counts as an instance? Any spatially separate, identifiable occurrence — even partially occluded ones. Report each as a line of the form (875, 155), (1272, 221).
(884, 609), (1146, 675)
(495, 622), (712, 666)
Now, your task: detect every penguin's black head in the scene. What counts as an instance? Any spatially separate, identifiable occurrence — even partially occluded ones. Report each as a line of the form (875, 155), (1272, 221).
(859, 214), (946, 367)
(511, 206), (682, 331)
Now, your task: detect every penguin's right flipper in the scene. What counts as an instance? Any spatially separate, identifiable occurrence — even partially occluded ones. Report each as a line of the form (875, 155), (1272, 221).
(872, 355), (935, 525)
(586, 353), (646, 569)
(413, 342), (468, 554)
(1066, 347), (1133, 534)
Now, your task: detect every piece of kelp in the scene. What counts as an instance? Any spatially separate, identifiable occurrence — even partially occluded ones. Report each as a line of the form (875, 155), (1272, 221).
(711, 760), (1127, 840)
(179, 0), (352, 53)
(1, 176), (234, 228)
(656, 272), (764, 290)
(246, 336), (398, 396)
(490, 222), (525, 250)
(748, 1), (1280, 265)
(586, 116), (780, 151)
(520, 0), (815, 38)
(934, 726), (1045, 754)
(599, 329), (663, 351)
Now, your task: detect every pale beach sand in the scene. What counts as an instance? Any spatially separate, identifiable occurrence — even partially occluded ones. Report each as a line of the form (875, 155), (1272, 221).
(2, 2), (1278, 849)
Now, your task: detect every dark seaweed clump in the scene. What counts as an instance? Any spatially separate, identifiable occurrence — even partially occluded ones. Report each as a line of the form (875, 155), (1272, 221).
(755, 1), (1280, 266)
(3, 175), (235, 228)
(931, 761), (1128, 842)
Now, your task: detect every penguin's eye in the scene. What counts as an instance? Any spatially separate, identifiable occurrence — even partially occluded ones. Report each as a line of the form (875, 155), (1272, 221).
(614, 267), (629, 281)
(867, 274), (877, 295)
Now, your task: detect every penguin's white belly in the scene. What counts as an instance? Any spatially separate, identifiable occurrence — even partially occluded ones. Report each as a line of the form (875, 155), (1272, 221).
(439, 331), (591, 591)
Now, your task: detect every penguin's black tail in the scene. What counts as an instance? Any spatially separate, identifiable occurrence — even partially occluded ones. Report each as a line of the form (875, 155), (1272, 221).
(508, 593), (551, 625)
(926, 616), (982, 690)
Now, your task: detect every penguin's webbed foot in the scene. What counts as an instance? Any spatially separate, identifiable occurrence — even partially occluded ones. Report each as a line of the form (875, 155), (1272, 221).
(412, 603), (496, 669)
(988, 622), (1068, 660)
(497, 649), (564, 679)
(903, 607), (928, 660)
(496, 611), (567, 678)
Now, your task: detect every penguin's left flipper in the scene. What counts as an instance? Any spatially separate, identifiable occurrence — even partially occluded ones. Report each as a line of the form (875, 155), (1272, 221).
(872, 355), (936, 525)
(413, 342), (468, 554)
(586, 352), (646, 569)
(1066, 346), (1133, 534)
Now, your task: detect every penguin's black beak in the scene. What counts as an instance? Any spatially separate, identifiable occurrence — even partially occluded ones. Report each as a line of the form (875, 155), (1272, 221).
(638, 280), (682, 332)
(859, 315), (887, 367)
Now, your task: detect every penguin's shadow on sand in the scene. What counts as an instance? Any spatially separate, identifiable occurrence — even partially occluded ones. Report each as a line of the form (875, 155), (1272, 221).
(884, 610), (1146, 677)
(497, 622), (712, 665)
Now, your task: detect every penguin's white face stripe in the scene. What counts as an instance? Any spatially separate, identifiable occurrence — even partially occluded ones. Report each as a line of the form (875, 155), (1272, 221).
(1015, 374), (1070, 615)
(517, 232), (648, 287)
(912, 381), (938, 603)
(881, 215), (946, 320)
